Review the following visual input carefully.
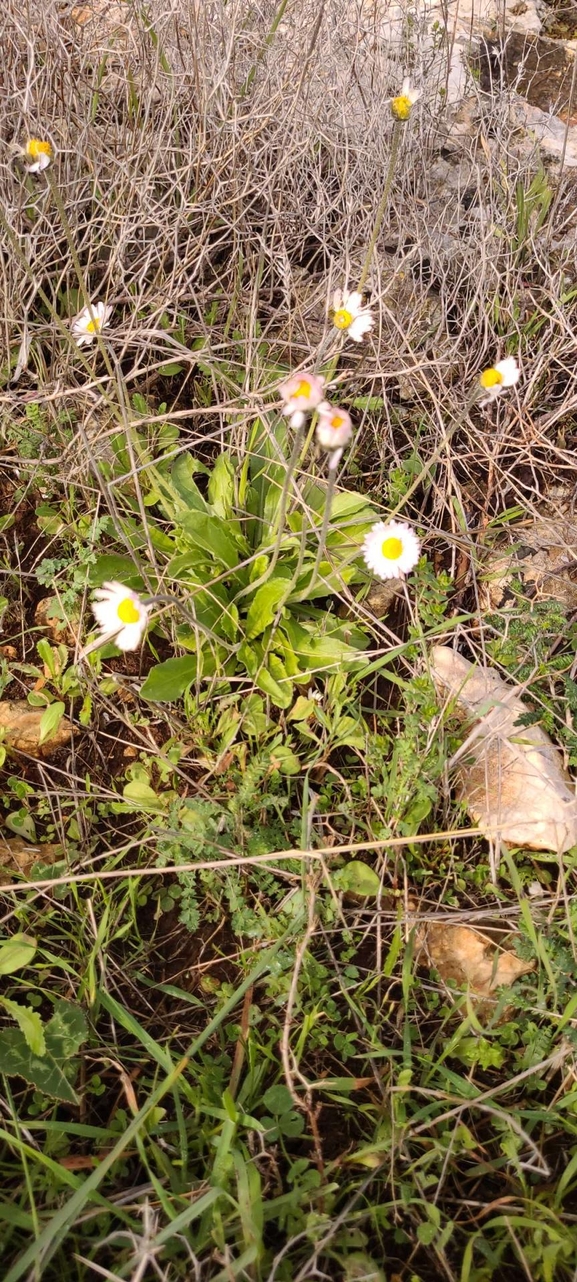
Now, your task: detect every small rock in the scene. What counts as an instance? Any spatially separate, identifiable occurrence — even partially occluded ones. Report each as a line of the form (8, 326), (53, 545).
(0, 702), (74, 758)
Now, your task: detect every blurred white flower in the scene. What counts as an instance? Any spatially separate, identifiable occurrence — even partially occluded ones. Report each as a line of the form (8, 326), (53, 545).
(362, 520), (420, 580)
(332, 289), (373, 342)
(24, 139), (52, 173)
(390, 80), (422, 121)
(280, 372), (325, 427)
(91, 581), (149, 651)
(72, 301), (112, 347)
(316, 403), (353, 451)
(478, 357), (520, 406)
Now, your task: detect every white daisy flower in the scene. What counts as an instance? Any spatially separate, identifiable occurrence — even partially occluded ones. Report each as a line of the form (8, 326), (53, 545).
(362, 520), (420, 580)
(24, 139), (52, 173)
(279, 371), (325, 428)
(91, 581), (149, 651)
(71, 302), (112, 347)
(478, 356), (520, 406)
(390, 79), (422, 121)
(332, 289), (373, 343)
(316, 403), (353, 451)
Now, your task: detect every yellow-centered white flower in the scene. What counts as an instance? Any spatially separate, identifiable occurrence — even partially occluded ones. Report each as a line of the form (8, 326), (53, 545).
(24, 139), (52, 172)
(279, 371), (325, 429)
(91, 581), (149, 651)
(316, 402), (353, 450)
(72, 302), (112, 347)
(390, 79), (422, 121)
(362, 520), (420, 580)
(478, 356), (520, 406)
(332, 289), (373, 343)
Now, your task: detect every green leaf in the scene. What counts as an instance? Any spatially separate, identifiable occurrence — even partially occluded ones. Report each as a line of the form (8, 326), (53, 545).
(0, 999), (87, 1104)
(140, 655), (199, 702)
(256, 667), (293, 710)
(5, 810), (37, 842)
(287, 696), (316, 722)
(158, 362), (184, 376)
(337, 861), (381, 897)
(90, 556), (145, 590)
(0, 935), (37, 976)
(170, 454), (209, 512)
(38, 702), (65, 747)
(122, 780), (166, 812)
(177, 511), (240, 568)
(269, 743), (300, 775)
(208, 452), (235, 520)
(0, 997), (46, 1056)
(262, 1084), (294, 1115)
(245, 577), (291, 640)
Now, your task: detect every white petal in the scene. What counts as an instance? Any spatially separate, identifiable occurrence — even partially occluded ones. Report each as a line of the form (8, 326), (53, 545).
(494, 357), (519, 387)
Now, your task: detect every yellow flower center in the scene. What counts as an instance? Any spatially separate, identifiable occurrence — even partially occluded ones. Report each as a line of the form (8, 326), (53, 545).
(334, 307), (353, 330)
(26, 139), (52, 158)
(479, 367), (504, 389)
(391, 95), (412, 121)
(117, 598), (140, 624)
(330, 414), (345, 429)
(85, 317), (102, 334)
(293, 378), (312, 400)
(381, 536), (403, 560)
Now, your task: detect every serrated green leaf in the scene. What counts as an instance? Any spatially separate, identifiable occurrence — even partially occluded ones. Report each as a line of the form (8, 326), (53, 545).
(0, 1000), (87, 1103)
(0, 935), (36, 976)
(0, 997), (46, 1055)
(38, 702), (65, 747)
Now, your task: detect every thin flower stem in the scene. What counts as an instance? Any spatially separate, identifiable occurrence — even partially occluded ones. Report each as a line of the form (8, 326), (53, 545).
(45, 169), (115, 379)
(309, 462), (338, 590)
(358, 120), (403, 294)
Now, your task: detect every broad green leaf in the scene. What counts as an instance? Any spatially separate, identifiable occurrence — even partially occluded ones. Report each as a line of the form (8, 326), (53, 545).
(256, 668), (293, 710)
(122, 781), (165, 812)
(5, 810), (37, 842)
(0, 997), (46, 1056)
(90, 555), (145, 590)
(175, 582), (238, 642)
(337, 861), (381, 897)
(208, 452), (235, 520)
(177, 511), (240, 568)
(158, 361), (184, 375)
(140, 656), (199, 702)
(262, 1084), (294, 1115)
(288, 696), (316, 722)
(245, 576), (291, 640)
(38, 702), (65, 747)
(281, 618), (367, 674)
(0, 1000), (87, 1104)
(170, 453), (209, 512)
(330, 715), (366, 750)
(43, 1000), (87, 1059)
(269, 743), (300, 774)
(0, 934), (36, 976)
